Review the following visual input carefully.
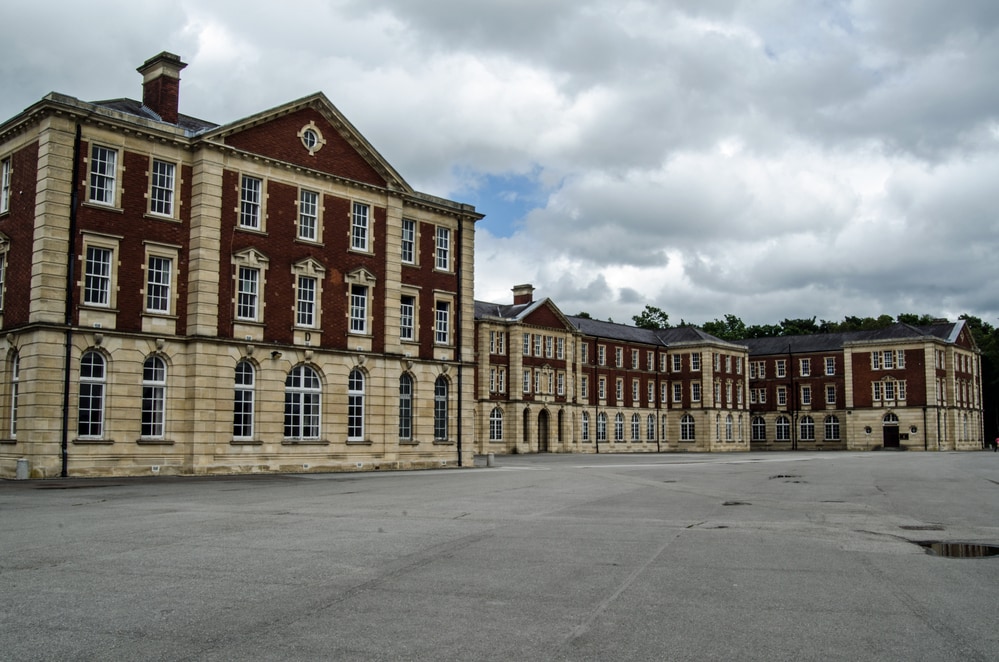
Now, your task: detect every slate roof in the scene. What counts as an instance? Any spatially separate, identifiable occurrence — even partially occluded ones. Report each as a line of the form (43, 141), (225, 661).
(474, 300), (534, 321)
(91, 98), (218, 135)
(740, 321), (962, 356)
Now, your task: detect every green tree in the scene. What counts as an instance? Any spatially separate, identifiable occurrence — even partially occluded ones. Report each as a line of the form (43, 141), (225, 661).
(632, 305), (672, 330)
(702, 314), (748, 341)
(575, 311), (592, 319)
(780, 317), (820, 336)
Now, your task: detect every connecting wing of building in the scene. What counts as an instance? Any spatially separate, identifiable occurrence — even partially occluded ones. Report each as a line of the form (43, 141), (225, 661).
(474, 286), (984, 455)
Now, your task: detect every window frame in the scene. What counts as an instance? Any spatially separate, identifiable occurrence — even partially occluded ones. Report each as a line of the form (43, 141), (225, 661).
(350, 284), (368, 335)
(401, 218), (416, 264)
(0, 156), (10, 214)
(239, 174), (263, 230)
(298, 188), (320, 242)
(398, 374), (413, 441)
(347, 368), (365, 442)
(83, 242), (115, 308)
(149, 158), (176, 218)
(351, 201), (370, 252)
(141, 355), (167, 439)
(77, 350), (107, 439)
(434, 376), (449, 441)
(284, 365), (321, 440)
(88, 144), (118, 206)
(233, 360), (255, 440)
(435, 226), (451, 271)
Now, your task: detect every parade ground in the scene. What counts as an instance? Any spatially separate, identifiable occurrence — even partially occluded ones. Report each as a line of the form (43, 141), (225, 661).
(2, 451), (997, 661)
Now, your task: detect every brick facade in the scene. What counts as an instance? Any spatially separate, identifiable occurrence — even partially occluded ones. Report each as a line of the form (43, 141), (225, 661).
(0, 53), (481, 478)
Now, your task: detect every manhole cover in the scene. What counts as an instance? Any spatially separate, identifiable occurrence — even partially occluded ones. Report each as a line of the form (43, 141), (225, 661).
(916, 542), (999, 558)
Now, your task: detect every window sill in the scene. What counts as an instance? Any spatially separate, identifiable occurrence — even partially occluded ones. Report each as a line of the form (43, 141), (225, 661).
(282, 439), (329, 446)
(0, 438), (16, 445)
(346, 439), (372, 446)
(143, 212), (181, 224)
(432, 439), (453, 446)
(236, 226), (268, 236)
(73, 438), (114, 445)
(82, 201), (124, 214)
(137, 438), (174, 445)
(398, 440), (419, 446)
(231, 439), (262, 446)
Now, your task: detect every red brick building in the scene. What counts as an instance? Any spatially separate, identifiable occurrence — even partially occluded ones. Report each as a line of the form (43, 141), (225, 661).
(743, 322), (983, 450)
(475, 285), (751, 453)
(0, 52), (482, 477)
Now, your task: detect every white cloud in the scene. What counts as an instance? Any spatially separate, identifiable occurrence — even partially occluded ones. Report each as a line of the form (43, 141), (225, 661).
(2, 0), (996, 329)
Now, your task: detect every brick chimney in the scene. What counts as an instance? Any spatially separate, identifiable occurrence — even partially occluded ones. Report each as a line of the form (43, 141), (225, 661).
(137, 52), (187, 124)
(512, 284), (535, 305)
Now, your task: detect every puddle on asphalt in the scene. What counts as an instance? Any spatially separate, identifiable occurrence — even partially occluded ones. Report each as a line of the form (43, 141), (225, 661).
(916, 542), (999, 558)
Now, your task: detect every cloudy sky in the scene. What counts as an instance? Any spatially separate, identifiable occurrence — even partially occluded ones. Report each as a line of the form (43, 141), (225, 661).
(3, 0), (997, 327)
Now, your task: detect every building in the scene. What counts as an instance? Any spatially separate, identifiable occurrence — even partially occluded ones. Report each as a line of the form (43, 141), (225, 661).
(0, 52), (482, 478)
(743, 321), (984, 451)
(474, 285), (751, 454)
(475, 287), (983, 454)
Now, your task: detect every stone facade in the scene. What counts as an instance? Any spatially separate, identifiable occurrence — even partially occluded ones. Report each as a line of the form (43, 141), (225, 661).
(0, 53), (482, 478)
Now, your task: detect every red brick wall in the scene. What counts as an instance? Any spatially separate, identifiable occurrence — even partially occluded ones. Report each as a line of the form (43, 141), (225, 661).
(0, 141), (40, 327)
(73, 143), (191, 333)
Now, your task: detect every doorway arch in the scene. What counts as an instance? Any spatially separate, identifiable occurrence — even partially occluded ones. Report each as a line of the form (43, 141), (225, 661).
(538, 410), (550, 453)
(883, 412), (900, 448)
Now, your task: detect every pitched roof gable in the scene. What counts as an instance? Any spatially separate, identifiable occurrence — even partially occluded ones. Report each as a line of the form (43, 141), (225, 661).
(474, 298), (576, 331)
(201, 93), (411, 192)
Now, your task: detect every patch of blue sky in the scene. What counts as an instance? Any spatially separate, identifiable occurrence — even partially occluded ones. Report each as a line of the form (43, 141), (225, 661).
(455, 168), (548, 238)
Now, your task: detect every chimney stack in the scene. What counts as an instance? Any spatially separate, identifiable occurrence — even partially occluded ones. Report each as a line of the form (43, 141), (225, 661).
(512, 284), (535, 305)
(137, 52), (187, 124)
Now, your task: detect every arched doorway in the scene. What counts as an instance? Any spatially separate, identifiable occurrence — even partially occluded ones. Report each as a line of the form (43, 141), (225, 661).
(883, 412), (900, 448)
(538, 410), (550, 453)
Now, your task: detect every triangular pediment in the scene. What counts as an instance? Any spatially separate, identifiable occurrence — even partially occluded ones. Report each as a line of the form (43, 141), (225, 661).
(521, 299), (576, 332)
(200, 93), (412, 193)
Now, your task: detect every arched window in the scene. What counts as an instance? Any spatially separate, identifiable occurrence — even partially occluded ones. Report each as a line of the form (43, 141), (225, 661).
(581, 411), (590, 442)
(597, 412), (607, 441)
(9, 351), (19, 439)
(434, 376), (448, 441)
(141, 355), (167, 438)
(614, 413), (624, 442)
(348, 369), (365, 441)
(284, 365), (321, 440)
(824, 415), (840, 441)
(725, 414), (733, 441)
(776, 415), (790, 441)
(752, 416), (766, 441)
(647, 414), (656, 441)
(78, 351), (106, 438)
(680, 414), (695, 441)
(631, 413), (641, 441)
(233, 360), (255, 439)
(489, 407), (503, 441)
(398, 374), (413, 441)
(800, 415), (815, 441)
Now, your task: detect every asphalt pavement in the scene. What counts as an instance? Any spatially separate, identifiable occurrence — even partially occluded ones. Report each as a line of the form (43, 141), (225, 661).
(1, 451), (998, 661)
